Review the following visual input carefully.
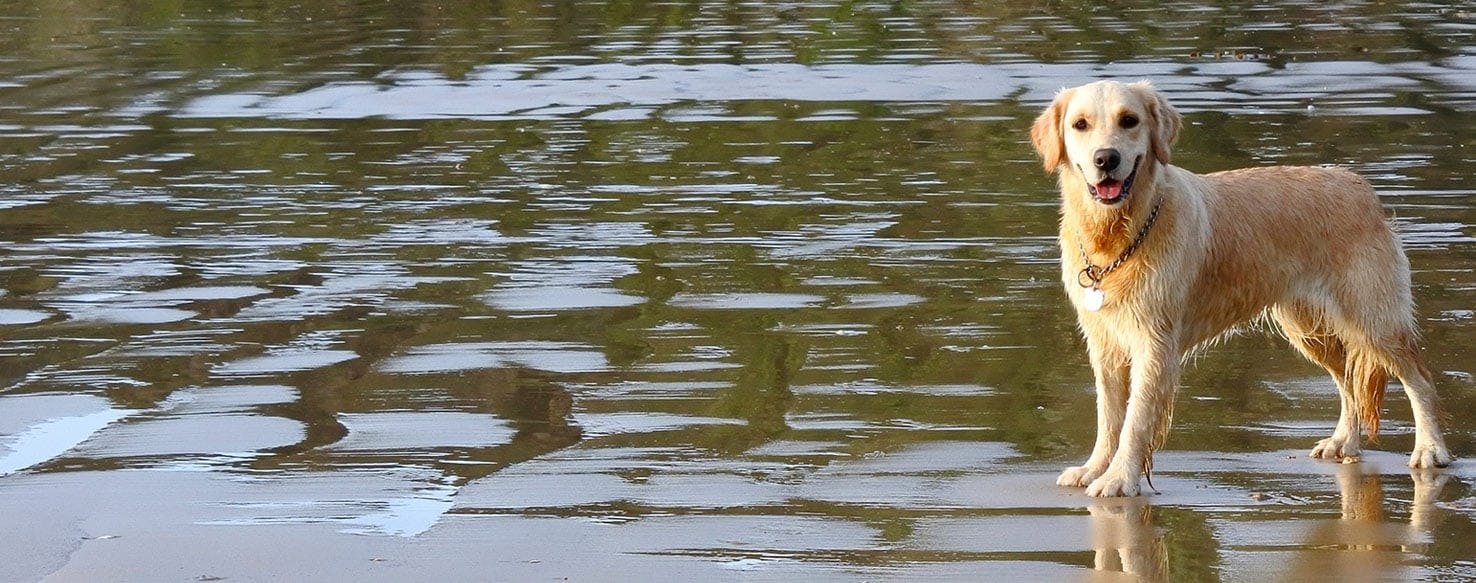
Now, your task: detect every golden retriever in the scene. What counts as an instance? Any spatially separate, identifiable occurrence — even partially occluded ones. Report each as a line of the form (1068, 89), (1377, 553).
(1030, 80), (1453, 497)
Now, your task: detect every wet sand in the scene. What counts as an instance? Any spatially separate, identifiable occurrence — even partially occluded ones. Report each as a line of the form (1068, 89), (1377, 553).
(4, 444), (1471, 581)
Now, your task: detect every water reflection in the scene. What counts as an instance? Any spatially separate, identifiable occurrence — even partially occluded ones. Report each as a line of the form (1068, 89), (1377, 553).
(1087, 501), (1167, 581)
(1283, 465), (1454, 581)
(0, 0), (1474, 579)
(1087, 464), (1460, 581)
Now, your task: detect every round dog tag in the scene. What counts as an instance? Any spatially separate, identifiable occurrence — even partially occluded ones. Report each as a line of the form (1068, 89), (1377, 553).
(1082, 286), (1105, 312)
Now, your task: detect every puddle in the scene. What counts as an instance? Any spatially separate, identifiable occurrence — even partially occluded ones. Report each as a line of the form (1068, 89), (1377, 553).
(340, 482), (459, 537)
(572, 412), (747, 437)
(331, 412), (517, 451)
(0, 308), (51, 325)
(214, 350), (360, 376)
(168, 385), (300, 414)
(379, 341), (609, 374)
(123, 286), (272, 302)
(484, 287), (645, 312)
(61, 306), (197, 325)
(667, 292), (827, 310)
(71, 414), (304, 458)
(792, 381), (995, 397)
(836, 292), (927, 309)
(0, 395), (136, 476)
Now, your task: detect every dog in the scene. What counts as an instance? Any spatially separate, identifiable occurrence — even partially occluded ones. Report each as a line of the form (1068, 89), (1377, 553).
(1029, 80), (1453, 497)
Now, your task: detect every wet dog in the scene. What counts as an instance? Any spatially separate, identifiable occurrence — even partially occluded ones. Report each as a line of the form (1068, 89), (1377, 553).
(1030, 80), (1453, 497)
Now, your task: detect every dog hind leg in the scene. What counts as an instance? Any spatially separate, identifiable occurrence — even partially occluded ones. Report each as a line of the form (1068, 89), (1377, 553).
(1272, 303), (1362, 460)
(1331, 241), (1453, 469)
(1382, 338), (1453, 468)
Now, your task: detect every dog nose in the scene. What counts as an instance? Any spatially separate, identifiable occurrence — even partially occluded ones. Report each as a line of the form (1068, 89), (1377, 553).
(1093, 149), (1121, 172)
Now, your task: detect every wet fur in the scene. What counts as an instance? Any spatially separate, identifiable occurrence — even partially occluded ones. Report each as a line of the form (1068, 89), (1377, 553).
(1031, 80), (1453, 497)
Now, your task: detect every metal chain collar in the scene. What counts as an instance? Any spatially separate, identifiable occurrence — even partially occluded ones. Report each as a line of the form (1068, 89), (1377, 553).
(1077, 201), (1162, 289)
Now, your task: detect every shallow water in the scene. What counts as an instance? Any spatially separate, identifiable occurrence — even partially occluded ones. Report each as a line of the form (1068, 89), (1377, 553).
(1, 1), (1475, 580)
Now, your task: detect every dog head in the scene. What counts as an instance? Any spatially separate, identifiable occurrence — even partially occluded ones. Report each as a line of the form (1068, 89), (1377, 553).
(1031, 80), (1181, 207)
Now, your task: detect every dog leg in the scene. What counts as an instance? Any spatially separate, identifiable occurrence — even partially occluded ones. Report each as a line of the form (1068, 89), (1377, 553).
(1087, 340), (1179, 497)
(1059, 335), (1130, 487)
(1270, 304), (1366, 461)
(1310, 399), (1362, 461)
(1306, 364), (1363, 461)
(1306, 343), (1361, 461)
(1392, 357), (1453, 469)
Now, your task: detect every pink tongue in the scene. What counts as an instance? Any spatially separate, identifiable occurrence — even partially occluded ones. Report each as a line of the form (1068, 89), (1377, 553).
(1095, 180), (1123, 198)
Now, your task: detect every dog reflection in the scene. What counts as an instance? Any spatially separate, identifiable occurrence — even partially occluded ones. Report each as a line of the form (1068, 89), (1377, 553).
(1085, 465), (1451, 581)
(1086, 501), (1167, 581)
(1288, 463), (1451, 580)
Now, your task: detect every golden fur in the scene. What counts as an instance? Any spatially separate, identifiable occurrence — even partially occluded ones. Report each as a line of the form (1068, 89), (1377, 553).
(1031, 80), (1453, 497)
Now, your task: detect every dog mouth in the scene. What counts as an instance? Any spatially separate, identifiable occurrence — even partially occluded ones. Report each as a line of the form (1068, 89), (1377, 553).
(1086, 158), (1140, 205)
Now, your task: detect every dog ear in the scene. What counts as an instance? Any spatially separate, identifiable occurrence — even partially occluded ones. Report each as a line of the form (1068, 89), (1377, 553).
(1030, 88), (1072, 174)
(1132, 81), (1181, 166)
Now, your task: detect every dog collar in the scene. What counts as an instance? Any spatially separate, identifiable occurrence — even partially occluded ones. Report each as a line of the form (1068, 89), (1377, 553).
(1076, 201), (1162, 311)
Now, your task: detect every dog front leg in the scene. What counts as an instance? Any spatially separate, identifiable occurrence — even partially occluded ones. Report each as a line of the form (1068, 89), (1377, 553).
(1086, 339), (1179, 497)
(1058, 335), (1130, 487)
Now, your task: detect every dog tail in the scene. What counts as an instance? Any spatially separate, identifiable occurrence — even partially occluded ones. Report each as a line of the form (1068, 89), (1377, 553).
(1346, 349), (1388, 440)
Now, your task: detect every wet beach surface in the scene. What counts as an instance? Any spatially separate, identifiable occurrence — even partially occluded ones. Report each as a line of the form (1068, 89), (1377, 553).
(2, 1), (1475, 580)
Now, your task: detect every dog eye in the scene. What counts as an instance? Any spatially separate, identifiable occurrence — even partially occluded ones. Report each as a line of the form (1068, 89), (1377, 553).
(1072, 119), (1089, 131)
(1120, 115), (1140, 129)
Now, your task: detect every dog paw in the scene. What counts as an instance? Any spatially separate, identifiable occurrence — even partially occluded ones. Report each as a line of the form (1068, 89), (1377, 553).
(1310, 435), (1360, 461)
(1085, 470), (1142, 497)
(1409, 442), (1454, 469)
(1056, 464), (1105, 487)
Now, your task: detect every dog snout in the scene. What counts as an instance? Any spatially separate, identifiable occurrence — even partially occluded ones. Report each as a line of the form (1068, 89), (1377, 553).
(1093, 149), (1122, 173)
